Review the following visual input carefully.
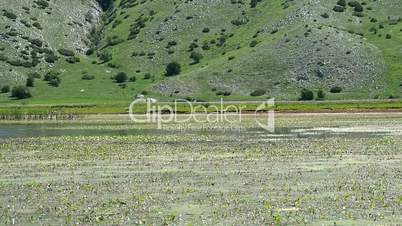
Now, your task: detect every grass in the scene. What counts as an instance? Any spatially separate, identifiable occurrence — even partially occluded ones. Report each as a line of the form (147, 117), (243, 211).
(1, 99), (402, 117)
(0, 114), (401, 225)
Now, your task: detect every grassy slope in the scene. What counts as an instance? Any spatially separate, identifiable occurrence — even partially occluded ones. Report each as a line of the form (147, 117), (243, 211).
(0, 0), (401, 105)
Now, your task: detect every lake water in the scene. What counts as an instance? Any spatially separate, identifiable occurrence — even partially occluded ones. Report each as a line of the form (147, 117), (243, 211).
(0, 123), (390, 139)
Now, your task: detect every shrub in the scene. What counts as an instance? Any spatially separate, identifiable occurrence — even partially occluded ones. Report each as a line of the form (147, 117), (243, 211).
(106, 63), (120, 69)
(299, 89), (314, 101)
(11, 86), (31, 99)
(99, 51), (112, 63)
(44, 71), (61, 87)
(386, 34), (392, 39)
(202, 27), (210, 33)
(143, 73), (151, 79)
(49, 79), (60, 87)
(337, 0), (346, 7)
(190, 51), (203, 64)
(333, 5), (345, 12)
(353, 4), (363, 12)
(34, 0), (49, 9)
(216, 91), (231, 96)
(348, 1), (360, 7)
(106, 36), (124, 46)
(30, 38), (43, 47)
(231, 16), (249, 26)
(81, 74), (95, 80)
(353, 11), (364, 17)
(165, 62), (181, 76)
(321, 13), (329, 18)
(45, 53), (58, 63)
(86, 48), (94, 55)
(1, 85), (10, 93)
(44, 71), (59, 81)
(188, 42), (199, 51)
(250, 0), (261, 8)
(26, 76), (34, 87)
(66, 56), (80, 64)
(3, 10), (17, 20)
(330, 86), (343, 93)
(166, 40), (177, 48)
(130, 76), (137, 82)
(96, 0), (114, 11)
(271, 28), (279, 34)
(249, 40), (258, 47)
(250, 89), (266, 96)
(32, 22), (42, 30)
(316, 90), (325, 100)
(58, 49), (75, 56)
(115, 72), (128, 83)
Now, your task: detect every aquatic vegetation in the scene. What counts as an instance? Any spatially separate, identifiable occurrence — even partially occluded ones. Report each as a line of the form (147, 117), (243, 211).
(0, 114), (401, 225)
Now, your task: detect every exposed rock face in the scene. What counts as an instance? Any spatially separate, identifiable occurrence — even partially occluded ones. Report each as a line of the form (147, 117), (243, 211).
(273, 26), (385, 91)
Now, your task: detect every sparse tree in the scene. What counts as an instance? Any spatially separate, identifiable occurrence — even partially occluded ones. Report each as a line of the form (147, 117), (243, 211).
(299, 88), (314, 101)
(190, 51), (203, 64)
(26, 76), (34, 87)
(115, 72), (128, 83)
(316, 90), (325, 100)
(165, 62), (181, 76)
(11, 86), (31, 99)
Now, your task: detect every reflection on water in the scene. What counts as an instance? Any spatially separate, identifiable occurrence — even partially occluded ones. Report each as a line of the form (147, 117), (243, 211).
(0, 123), (391, 139)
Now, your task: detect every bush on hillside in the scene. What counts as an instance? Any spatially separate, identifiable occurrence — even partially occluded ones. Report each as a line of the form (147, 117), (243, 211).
(330, 86), (343, 93)
(3, 10), (17, 20)
(165, 62), (181, 76)
(81, 74), (95, 80)
(49, 79), (60, 87)
(299, 89), (314, 101)
(333, 5), (345, 12)
(250, 0), (262, 8)
(249, 40), (258, 47)
(321, 13), (329, 18)
(11, 86), (31, 99)
(115, 72), (128, 83)
(316, 90), (326, 100)
(29, 38), (43, 47)
(190, 51), (203, 64)
(58, 49), (75, 57)
(353, 4), (363, 12)
(99, 51), (112, 63)
(66, 56), (80, 64)
(44, 71), (61, 87)
(348, 1), (360, 8)
(202, 27), (210, 33)
(26, 76), (34, 87)
(337, 0), (346, 7)
(143, 73), (151, 79)
(250, 89), (266, 97)
(45, 53), (58, 63)
(96, 0), (114, 11)
(32, 22), (42, 30)
(353, 11), (364, 17)
(1, 85), (10, 93)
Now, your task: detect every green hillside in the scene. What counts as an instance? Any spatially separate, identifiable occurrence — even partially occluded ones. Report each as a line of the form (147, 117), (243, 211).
(1, 0), (402, 105)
